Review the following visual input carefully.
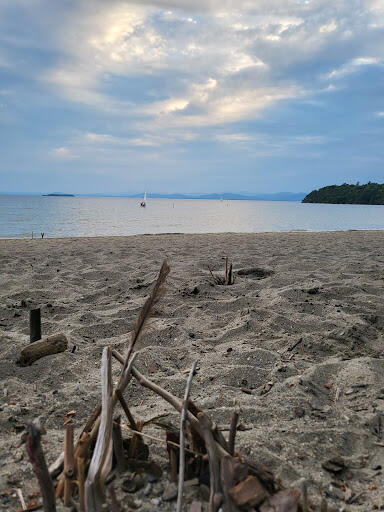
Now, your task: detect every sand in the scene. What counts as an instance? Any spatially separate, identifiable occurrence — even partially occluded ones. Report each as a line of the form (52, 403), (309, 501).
(0, 230), (383, 511)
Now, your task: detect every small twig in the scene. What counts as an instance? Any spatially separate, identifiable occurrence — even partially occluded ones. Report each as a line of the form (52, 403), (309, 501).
(176, 360), (198, 512)
(228, 407), (239, 455)
(25, 418), (56, 512)
(16, 488), (27, 510)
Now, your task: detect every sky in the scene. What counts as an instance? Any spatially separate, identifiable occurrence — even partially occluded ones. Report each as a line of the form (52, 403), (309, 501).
(0, 0), (384, 195)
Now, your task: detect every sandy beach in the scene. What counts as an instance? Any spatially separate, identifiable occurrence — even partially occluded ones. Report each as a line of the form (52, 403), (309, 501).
(0, 230), (383, 511)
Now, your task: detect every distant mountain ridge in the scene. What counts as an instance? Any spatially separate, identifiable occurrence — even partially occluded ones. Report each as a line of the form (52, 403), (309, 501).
(302, 182), (384, 205)
(79, 192), (307, 201)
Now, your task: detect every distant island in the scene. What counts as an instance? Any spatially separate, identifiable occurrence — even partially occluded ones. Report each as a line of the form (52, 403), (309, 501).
(42, 193), (75, 197)
(302, 182), (384, 205)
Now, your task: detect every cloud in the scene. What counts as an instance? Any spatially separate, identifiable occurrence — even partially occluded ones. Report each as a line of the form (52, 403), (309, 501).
(50, 147), (78, 160)
(327, 56), (382, 79)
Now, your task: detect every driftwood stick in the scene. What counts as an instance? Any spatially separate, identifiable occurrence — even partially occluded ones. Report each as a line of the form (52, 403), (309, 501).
(17, 334), (68, 366)
(130, 365), (202, 437)
(118, 259), (170, 383)
(120, 423), (203, 456)
(63, 424), (75, 507)
(301, 481), (309, 512)
(176, 360), (198, 512)
(212, 424), (230, 453)
(227, 263), (233, 285)
(320, 497), (328, 512)
(228, 408), (239, 455)
(87, 353), (138, 453)
(198, 412), (222, 512)
(48, 452), (64, 478)
(30, 308), (42, 343)
(16, 488), (27, 511)
(115, 388), (138, 431)
(25, 419), (56, 512)
(76, 431), (91, 512)
(85, 347), (113, 512)
(112, 416), (125, 474)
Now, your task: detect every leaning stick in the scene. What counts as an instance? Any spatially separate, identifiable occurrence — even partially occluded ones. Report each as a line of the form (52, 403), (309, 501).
(176, 360), (198, 512)
(25, 419), (56, 512)
(85, 347), (113, 512)
(228, 407), (239, 455)
(115, 388), (138, 431)
(118, 359), (229, 457)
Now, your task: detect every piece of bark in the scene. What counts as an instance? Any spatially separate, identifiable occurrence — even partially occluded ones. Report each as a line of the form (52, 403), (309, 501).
(25, 418), (56, 512)
(17, 334), (68, 367)
(259, 489), (301, 512)
(229, 476), (267, 507)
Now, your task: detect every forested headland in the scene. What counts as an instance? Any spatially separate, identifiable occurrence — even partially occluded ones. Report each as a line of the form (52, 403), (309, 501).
(302, 182), (384, 205)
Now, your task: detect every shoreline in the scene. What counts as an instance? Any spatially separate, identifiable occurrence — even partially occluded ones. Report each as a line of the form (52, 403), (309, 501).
(1, 227), (384, 241)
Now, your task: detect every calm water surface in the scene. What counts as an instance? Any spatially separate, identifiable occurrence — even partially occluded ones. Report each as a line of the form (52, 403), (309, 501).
(0, 195), (383, 238)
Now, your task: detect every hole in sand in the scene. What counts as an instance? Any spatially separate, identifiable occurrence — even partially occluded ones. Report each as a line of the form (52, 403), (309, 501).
(236, 267), (274, 279)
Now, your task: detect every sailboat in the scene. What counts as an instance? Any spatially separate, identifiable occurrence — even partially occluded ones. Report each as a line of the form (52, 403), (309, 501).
(140, 192), (146, 207)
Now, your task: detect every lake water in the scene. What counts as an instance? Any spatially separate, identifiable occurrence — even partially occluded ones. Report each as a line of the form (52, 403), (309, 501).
(0, 195), (383, 238)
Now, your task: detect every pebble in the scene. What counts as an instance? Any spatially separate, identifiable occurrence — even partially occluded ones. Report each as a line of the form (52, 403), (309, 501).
(162, 482), (178, 501)
(151, 498), (161, 506)
(143, 483), (152, 496)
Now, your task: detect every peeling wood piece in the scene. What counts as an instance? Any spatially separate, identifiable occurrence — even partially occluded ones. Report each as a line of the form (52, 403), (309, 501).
(85, 347), (113, 512)
(229, 475), (267, 507)
(17, 334), (68, 366)
(260, 489), (301, 512)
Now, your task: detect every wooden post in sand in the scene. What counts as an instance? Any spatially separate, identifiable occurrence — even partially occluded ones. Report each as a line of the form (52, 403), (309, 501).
(30, 308), (42, 343)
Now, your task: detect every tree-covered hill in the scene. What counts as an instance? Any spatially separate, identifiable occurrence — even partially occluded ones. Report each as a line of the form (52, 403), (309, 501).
(302, 182), (384, 205)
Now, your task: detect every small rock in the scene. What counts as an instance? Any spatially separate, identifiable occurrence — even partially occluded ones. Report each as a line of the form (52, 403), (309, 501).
(143, 483), (151, 496)
(151, 498), (161, 506)
(322, 457), (346, 474)
(122, 474), (144, 493)
(162, 482), (178, 501)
